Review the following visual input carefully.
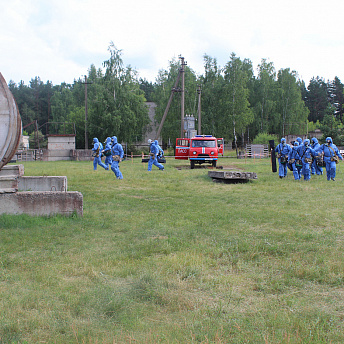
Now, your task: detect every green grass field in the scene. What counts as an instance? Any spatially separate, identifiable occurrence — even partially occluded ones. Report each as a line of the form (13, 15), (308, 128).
(1, 156), (344, 343)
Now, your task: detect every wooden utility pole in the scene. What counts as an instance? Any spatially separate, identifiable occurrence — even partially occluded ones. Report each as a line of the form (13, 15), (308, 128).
(180, 56), (186, 138)
(197, 85), (201, 135)
(155, 56), (187, 140)
(155, 73), (182, 140)
(82, 76), (92, 149)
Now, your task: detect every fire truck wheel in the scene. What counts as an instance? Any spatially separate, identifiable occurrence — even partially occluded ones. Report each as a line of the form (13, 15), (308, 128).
(212, 160), (217, 168)
(190, 161), (195, 169)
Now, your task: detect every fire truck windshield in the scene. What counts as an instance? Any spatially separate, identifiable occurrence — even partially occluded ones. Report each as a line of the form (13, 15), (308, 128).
(191, 140), (216, 148)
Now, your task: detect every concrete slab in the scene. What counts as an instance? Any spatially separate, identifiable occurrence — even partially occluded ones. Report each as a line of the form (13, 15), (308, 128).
(0, 191), (83, 216)
(18, 176), (67, 192)
(0, 164), (24, 177)
(0, 188), (17, 194)
(0, 176), (18, 191)
(208, 170), (258, 183)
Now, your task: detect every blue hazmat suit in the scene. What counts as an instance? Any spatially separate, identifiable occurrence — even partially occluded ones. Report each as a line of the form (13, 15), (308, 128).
(296, 137), (303, 146)
(310, 137), (323, 175)
(274, 138), (292, 178)
(296, 139), (317, 181)
(92, 138), (107, 170)
(316, 137), (342, 181)
(154, 140), (164, 158)
(110, 136), (124, 179)
(148, 141), (164, 171)
(103, 137), (113, 170)
(288, 141), (302, 180)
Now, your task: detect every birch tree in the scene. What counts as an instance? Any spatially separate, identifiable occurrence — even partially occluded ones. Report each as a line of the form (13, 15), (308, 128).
(276, 68), (309, 136)
(222, 53), (253, 154)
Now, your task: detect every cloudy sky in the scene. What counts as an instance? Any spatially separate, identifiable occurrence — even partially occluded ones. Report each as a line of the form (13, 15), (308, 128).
(1, 0), (343, 86)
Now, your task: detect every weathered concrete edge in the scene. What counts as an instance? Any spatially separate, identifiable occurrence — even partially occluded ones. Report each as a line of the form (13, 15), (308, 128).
(0, 191), (83, 216)
(17, 176), (68, 192)
(0, 164), (24, 177)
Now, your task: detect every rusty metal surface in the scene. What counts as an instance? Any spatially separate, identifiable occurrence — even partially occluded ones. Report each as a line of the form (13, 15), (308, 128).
(0, 72), (22, 170)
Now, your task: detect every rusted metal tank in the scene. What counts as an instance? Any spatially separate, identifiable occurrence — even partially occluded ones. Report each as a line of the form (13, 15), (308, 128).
(0, 72), (22, 170)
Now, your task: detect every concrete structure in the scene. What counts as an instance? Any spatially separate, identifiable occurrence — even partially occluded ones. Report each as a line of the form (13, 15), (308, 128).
(285, 134), (307, 145)
(208, 170), (258, 183)
(47, 135), (76, 150)
(20, 135), (29, 149)
(134, 102), (162, 149)
(14, 149), (93, 162)
(0, 191), (83, 216)
(0, 164), (24, 177)
(18, 176), (67, 192)
(0, 72), (83, 216)
(0, 164), (83, 216)
(308, 129), (323, 140)
(70, 149), (93, 161)
(42, 149), (74, 161)
(0, 72), (21, 169)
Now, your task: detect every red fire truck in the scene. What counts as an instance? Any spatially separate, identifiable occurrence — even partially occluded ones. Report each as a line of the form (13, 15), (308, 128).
(175, 135), (224, 169)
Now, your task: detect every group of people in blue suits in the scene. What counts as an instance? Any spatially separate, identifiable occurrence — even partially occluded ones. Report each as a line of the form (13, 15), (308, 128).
(275, 137), (342, 181)
(92, 136), (124, 179)
(92, 137), (165, 178)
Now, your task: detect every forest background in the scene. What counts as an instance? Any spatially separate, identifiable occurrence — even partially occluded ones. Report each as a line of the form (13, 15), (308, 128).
(8, 42), (344, 150)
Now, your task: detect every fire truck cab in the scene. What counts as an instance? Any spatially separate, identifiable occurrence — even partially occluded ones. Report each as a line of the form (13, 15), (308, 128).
(175, 135), (223, 169)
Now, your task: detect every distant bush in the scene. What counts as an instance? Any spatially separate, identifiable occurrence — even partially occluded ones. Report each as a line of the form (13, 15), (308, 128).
(252, 133), (279, 145)
(29, 130), (47, 149)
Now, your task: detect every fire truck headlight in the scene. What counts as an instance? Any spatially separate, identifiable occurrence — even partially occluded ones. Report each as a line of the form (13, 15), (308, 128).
(211, 151), (215, 155)
(192, 151), (197, 155)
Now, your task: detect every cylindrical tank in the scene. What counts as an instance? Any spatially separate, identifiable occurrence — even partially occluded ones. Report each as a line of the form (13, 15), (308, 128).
(0, 72), (22, 170)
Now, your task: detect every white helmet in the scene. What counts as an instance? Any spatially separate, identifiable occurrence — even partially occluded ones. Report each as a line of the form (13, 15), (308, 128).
(148, 139), (152, 144)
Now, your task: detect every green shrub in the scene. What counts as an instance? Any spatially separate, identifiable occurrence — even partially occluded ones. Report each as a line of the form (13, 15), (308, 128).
(252, 132), (279, 144)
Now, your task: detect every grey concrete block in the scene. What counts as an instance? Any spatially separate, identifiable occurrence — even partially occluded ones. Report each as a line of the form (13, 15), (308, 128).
(0, 176), (18, 190)
(0, 191), (83, 216)
(18, 176), (67, 192)
(0, 164), (24, 177)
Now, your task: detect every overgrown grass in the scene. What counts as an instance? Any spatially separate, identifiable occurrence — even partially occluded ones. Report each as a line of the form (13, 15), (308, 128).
(1, 156), (344, 343)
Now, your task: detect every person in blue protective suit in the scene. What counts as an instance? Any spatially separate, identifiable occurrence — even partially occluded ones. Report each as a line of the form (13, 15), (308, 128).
(154, 140), (164, 159)
(296, 137), (303, 146)
(275, 138), (292, 178)
(154, 140), (164, 156)
(92, 137), (107, 171)
(288, 141), (302, 180)
(316, 137), (343, 181)
(296, 139), (318, 181)
(148, 140), (164, 171)
(110, 136), (124, 179)
(102, 137), (113, 170)
(310, 137), (323, 175)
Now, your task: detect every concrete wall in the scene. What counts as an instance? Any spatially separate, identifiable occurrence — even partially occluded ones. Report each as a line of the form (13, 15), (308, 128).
(40, 149), (93, 161)
(47, 136), (75, 150)
(135, 102), (162, 148)
(18, 176), (67, 192)
(42, 149), (73, 161)
(70, 149), (93, 161)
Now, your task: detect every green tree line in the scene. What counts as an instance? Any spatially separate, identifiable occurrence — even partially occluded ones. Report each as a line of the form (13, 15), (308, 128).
(8, 43), (344, 149)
